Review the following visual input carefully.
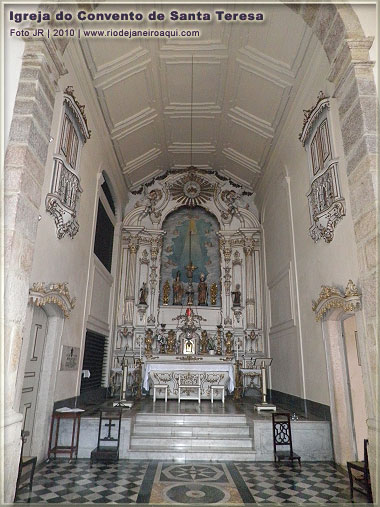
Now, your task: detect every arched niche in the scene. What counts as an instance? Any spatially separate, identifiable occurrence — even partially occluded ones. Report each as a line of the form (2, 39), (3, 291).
(159, 205), (222, 307)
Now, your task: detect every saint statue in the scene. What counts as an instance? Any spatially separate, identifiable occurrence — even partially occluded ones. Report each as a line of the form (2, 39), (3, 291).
(172, 271), (184, 305)
(197, 273), (208, 305)
(231, 284), (241, 307)
(139, 282), (148, 305)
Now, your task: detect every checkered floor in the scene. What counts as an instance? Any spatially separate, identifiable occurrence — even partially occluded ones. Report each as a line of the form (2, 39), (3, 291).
(15, 459), (368, 504)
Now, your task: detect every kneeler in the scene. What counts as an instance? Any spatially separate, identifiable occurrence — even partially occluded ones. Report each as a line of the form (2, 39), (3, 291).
(272, 412), (301, 465)
(90, 409), (122, 466)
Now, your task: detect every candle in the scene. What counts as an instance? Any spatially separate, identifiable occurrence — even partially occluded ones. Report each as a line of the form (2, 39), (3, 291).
(139, 337), (142, 359)
(237, 337), (239, 360)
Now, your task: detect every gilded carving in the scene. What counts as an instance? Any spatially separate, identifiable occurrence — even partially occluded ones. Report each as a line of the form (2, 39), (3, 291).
(144, 328), (153, 356)
(210, 283), (218, 306)
(167, 330), (176, 353)
(345, 279), (359, 297)
(29, 282), (76, 318)
(224, 330), (233, 355)
(200, 330), (208, 354)
(312, 281), (361, 321)
(162, 280), (170, 305)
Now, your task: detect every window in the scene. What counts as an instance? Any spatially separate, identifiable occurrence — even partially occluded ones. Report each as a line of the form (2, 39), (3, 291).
(94, 199), (114, 272)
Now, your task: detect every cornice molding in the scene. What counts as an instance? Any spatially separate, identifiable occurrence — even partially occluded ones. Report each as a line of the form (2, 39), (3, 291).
(29, 282), (76, 318)
(312, 280), (361, 321)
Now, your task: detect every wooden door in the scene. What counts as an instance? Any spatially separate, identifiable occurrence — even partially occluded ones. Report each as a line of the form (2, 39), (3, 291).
(20, 307), (48, 455)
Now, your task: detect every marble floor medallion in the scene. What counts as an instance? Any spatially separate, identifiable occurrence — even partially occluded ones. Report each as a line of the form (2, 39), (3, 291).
(162, 464), (226, 482)
(150, 462), (243, 504)
(164, 484), (229, 504)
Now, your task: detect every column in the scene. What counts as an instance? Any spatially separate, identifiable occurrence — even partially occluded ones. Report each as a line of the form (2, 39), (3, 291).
(220, 236), (232, 326)
(147, 233), (163, 325)
(244, 239), (256, 328)
(3, 38), (66, 503)
(124, 234), (139, 324)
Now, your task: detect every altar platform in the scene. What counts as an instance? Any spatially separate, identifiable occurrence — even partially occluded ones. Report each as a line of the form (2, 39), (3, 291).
(54, 395), (333, 462)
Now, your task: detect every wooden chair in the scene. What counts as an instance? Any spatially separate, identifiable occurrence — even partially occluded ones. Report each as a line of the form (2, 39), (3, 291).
(14, 430), (37, 499)
(178, 373), (201, 404)
(90, 409), (122, 466)
(272, 412), (301, 465)
(347, 439), (373, 503)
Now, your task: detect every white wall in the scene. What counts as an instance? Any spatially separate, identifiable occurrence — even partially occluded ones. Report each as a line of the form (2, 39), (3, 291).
(258, 38), (360, 406)
(25, 40), (127, 402)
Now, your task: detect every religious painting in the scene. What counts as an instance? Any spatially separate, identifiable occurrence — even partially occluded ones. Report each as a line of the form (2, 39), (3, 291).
(160, 206), (221, 305)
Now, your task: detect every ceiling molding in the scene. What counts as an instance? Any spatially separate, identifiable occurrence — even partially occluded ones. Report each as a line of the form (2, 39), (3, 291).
(228, 107), (274, 139)
(240, 45), (296, 79)
(168, 142), (216, 154)
(122, 148), (162, 174)
(111, 108), (158, 140)
(222, 148), (261, 174)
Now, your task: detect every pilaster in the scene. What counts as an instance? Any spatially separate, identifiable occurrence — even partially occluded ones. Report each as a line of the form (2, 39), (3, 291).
(3, 37), (67, 504)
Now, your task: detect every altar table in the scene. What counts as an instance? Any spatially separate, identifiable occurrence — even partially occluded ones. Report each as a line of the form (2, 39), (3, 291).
(143, 362), (235, 400)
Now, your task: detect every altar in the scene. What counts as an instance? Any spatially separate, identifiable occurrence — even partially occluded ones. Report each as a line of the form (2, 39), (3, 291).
(143, 358), (234, 400)
(111, 170), (265, 404)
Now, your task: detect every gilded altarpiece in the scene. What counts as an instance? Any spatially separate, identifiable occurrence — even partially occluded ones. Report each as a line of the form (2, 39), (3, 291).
(113, 170), (265, 398)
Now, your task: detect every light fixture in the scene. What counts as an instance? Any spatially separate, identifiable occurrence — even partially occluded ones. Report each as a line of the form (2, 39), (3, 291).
(188, 54), (196, 171)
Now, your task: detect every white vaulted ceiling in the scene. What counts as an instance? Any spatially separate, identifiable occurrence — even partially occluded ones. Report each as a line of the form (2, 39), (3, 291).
(80, 4), (315, 190)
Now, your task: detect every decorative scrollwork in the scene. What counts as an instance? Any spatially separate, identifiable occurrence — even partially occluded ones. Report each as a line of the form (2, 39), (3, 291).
(64, 86), (91, 141)
(307, 163), (346, 243)
(299, 91), (328, 145)
(312, 281), (361, 321)
(169, 169), (215, 207)
(29, 282), (76, 318)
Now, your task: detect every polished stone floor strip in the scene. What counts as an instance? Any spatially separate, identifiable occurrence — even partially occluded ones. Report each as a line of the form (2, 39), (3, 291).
(14, 459), (366, 504)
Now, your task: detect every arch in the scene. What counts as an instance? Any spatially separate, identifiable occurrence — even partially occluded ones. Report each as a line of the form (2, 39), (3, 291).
(101, 171), (116, 214)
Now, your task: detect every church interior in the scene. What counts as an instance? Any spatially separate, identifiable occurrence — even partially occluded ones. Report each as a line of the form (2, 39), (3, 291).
(2, 2), (378, 504)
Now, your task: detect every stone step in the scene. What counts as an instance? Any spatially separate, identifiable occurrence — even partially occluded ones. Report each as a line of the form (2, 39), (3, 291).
(130, 435), (253, 449)
(128, 447), (258, 461)
(134, 413), (247, 425)
(134, 424), (251, 437)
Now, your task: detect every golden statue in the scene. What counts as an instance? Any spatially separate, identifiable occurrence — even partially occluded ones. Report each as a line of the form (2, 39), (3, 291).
(145, 329), (153, 356)
(163, 280), (170, 305)
(200, 330), (208, 354)
(210, 283), (218, 305)
(224, 330), (233, 355)
(167, 330), (176, 353)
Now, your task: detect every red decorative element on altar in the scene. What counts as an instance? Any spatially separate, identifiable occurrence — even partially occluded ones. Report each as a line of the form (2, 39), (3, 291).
(186, 307), (192, 317)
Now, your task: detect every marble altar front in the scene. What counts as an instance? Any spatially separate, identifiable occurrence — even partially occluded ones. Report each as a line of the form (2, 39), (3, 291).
(143, 357), (235, 400)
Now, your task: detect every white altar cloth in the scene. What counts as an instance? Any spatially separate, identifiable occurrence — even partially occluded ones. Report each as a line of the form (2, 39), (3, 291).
(143, 362), (235, 392)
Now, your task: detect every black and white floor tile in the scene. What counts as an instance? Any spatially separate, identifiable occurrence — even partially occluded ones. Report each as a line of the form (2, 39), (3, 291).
(15, 459), (367, 504)
(235, 462), (355, 504)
